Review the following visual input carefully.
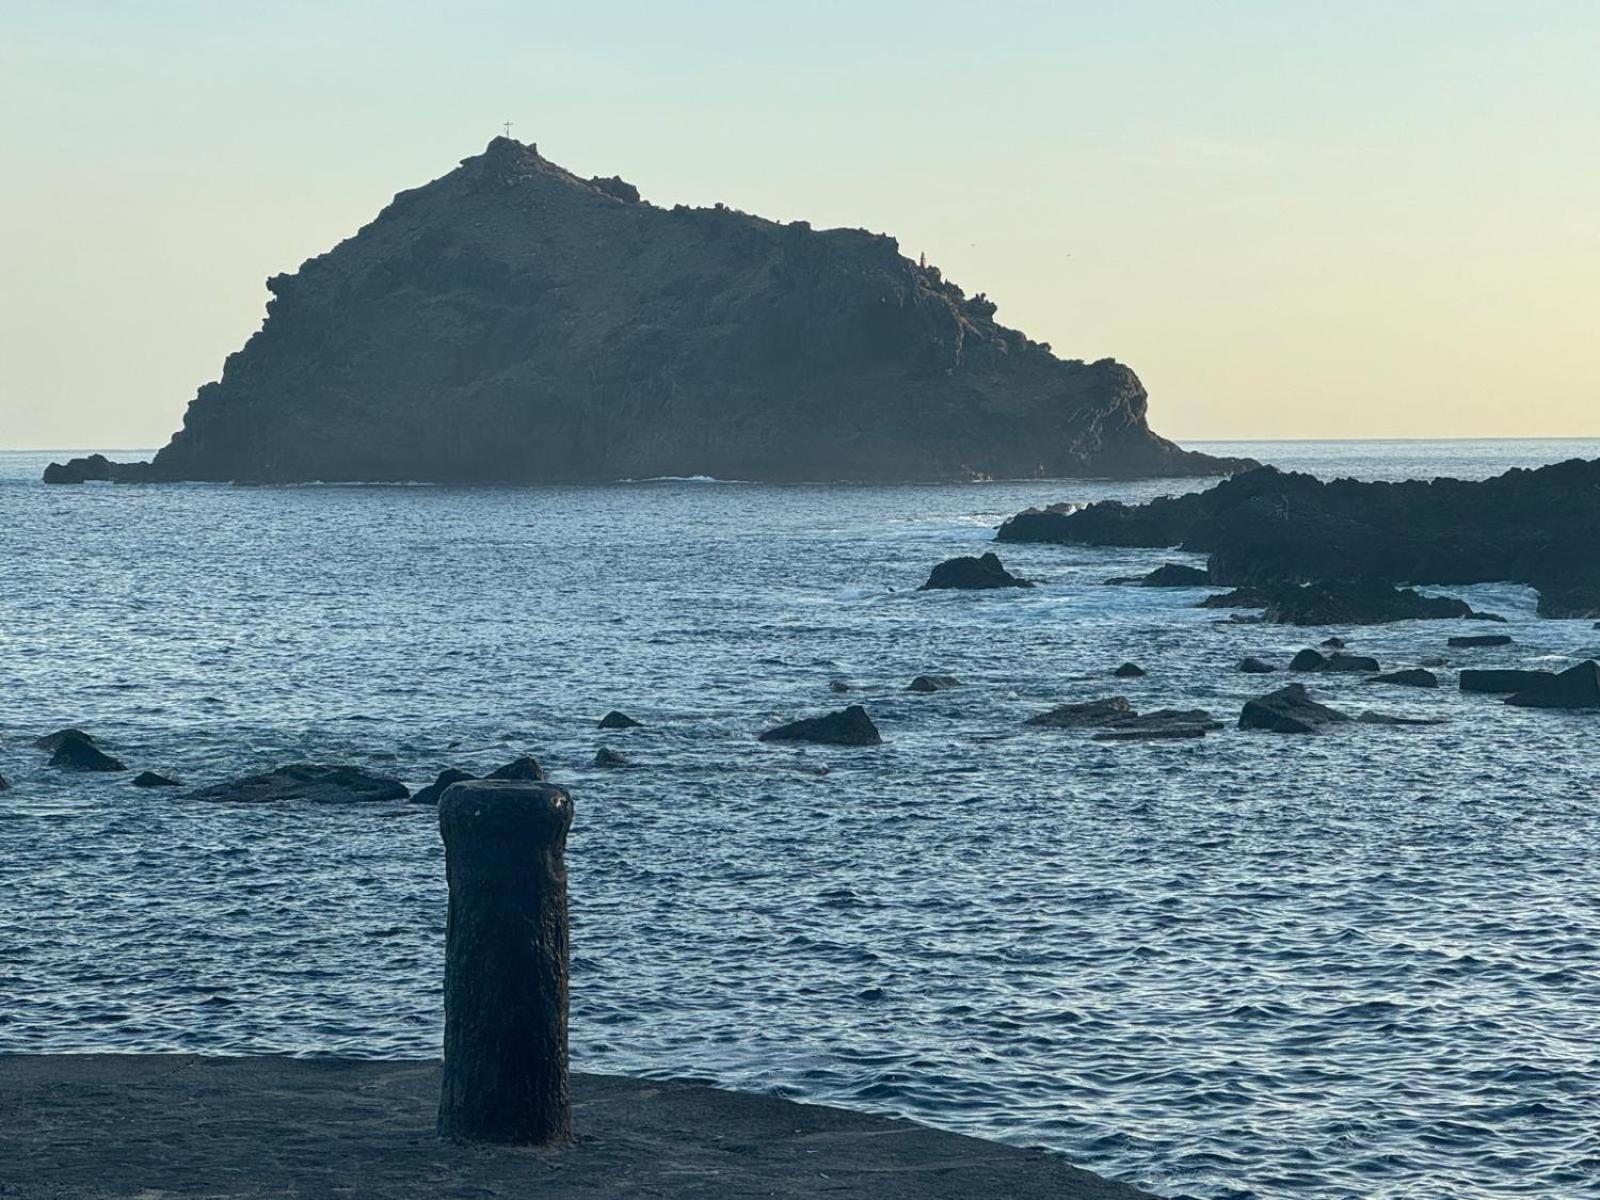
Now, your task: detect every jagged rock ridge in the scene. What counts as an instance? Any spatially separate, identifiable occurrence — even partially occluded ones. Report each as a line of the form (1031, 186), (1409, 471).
(48, 137), (1250, 485)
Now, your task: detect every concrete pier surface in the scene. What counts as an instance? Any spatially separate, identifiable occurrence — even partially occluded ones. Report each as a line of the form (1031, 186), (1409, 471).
(0, 1054), (1159, 1199)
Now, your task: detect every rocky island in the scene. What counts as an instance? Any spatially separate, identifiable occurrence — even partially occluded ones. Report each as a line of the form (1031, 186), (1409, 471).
(44, 137), (1250, 486)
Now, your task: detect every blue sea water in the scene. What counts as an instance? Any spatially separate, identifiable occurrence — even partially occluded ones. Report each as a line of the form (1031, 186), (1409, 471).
(2, 437), (1598, 1200)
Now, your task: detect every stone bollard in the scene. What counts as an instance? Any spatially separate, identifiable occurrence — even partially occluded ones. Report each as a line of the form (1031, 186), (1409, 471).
(436, 779), (574, 1145)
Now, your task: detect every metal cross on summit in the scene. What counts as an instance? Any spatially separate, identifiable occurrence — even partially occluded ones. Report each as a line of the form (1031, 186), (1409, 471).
(502, 120), (513, 138)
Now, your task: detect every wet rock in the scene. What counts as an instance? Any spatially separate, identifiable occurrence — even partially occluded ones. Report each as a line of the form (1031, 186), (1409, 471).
(1367, 669), (1440, 688)
(1263, 581), (1499, 626)
(1138, 563), (1211, 587)
(759, 705), (882, 746)
(1112, 662), (1147, 678)
(1448, 634), (1513, 648)
(1239, 656), (1278, 673)
(1291, 649), (1379, 672)
(1504, 660), (1600, 709)
(919, 552), (1033, 591)
(1026, 697), (1135, 728)
(48, 731), (126, 772)
(907, 675), (961, 693)
(1322, 636), (1347, 649)
(1460, 668), (1555, 694)
(1093, 709), (1223, 741)
(1290, 649), (1328, 671)
(1199, 587), (1272, 609)
(591, 747), (631, 768)
(33, 728), (97, 752)
(488, 756), (546, 782)
(41, 454), (153, 485)
(131, 771), (181, 788)
(412, 767), (477, 805)
(828, 679), (853, 693)
(597, 711), (641, 730)
(0, 773), (8, 792)
(1357, 712), (1451, 726)
(1094, 726), (1207, 742)
(187, 763), (409, 803)
(1239, 683), (1352, 733)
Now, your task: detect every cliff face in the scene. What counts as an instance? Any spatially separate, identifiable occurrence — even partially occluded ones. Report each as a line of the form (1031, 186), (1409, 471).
(99, 138), (1251, 484)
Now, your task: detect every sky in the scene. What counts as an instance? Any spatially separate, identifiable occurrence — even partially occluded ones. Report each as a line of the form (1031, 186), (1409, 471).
(2, 1), (1597, 449)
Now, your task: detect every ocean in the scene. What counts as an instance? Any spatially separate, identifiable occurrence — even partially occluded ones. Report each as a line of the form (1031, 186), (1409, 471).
(3, 437), (1598, 1199)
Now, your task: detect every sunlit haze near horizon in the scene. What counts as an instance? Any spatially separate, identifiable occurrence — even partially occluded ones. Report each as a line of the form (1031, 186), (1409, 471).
(2, 0), (1597, 449)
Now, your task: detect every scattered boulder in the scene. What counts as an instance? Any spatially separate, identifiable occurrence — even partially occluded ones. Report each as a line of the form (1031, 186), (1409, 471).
(759, 705), (882, 746)
(598, 711), (641, 730)
(187, 764), (409, 804)
(33, 728), (97, 752)
(131, 771), (180, 788)
(48, 731), (126, 772)
(411, 767), (477, 805)
(907, 674), (961, 693)
(919, 552), (1033, 591)
(1367, 669), (1440, 688)
(1112, 662), (1147, 678)
(1026, 697), (1135, 728)
(1460, 668), (1557, 694)
(1322, 637), (1347, 649)
(1238, 656), (1278, 674)
(592, 747), (631, 768)
(1199, 587), (1273, 609)
(1239, 684), (1352, 733)
(1357, 712), (1451, 726)
(1138, 563), (1211, 587)
(1448, 634), (1513, 648)
(1291, 649), (1380, 673)
(1504, 660), (1600, 710)
(487, 755), (546, 781)
(1092, 709), (1223, 741)
(1289, 649), (1327, 671)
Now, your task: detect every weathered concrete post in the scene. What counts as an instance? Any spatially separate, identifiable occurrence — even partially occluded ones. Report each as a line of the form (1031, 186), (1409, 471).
(437, 779), (574, 1145)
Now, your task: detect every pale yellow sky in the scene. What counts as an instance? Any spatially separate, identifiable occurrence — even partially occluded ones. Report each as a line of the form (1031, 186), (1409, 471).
(2, 2), (1597, 448)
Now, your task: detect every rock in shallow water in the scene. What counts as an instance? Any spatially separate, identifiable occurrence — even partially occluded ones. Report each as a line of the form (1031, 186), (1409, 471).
(487, 756), (546, 782)
(1504, 660), (1600, 710)
(919, 553), (1033, 591)
(187, 764), (410, 804)
(1358, 711), (1451, 726)
(597, 711), (641, 730)
(48, 731), (126, 773)
(1026, 697), (1135, 728)
(1112, 662), (1147, 678)
(132, 771), (180, 788)
(591, 748), (631, 768)
(1460, 668), (1555, 694)
(907, 675), (961, 693)
(1368, 669), (1440, 688)
(412, 768), (477, 806)
(33, 728), (97, 752)
(1239, 684), (1352, 734)
(1238, 656), (1278, 674)
(759, 705), (882, 746)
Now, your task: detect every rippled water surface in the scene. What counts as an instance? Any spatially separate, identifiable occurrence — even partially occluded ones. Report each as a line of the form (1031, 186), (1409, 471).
(3, 438), (1599, 1199)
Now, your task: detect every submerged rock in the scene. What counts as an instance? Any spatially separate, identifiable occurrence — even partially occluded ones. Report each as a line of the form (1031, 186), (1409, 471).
(1357, 712), (1451, 726)
(0, 773), (8, 792)
(1026, 697), (1135, 728)
(1448, 634), (1513, 648)
(907, 674), (962, 693)
(411, 767), (477, 805)
(828, 679), (853, 693)
(1322, 637), (1347, 649)
(592, 747), (631, 768)
(1239, 684), (1352, 734)
(597, 711), (641, 730)
(1239, 656), (1278, 674)
(919, 552), (1033, 591)
(81, 137), (1248, 487)
(1092, 709), (1223, 741)
(48, 731), (126, 773)
(759, 705), (882, 746)
(131, 771), (181, 788)
(1367, 669), (1440, 688)
(187, 764), (409, 804)
(1112, 662), (1147, 678)
(1504, 660), (1600, 710)
(487, 755), (546, 781)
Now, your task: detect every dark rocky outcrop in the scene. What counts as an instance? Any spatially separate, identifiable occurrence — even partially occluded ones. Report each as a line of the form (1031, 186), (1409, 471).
(40, 455), (154, 485)
(1239, 684), (1352, 734)
(1448, 634), (1513, 648)
(1026, 697), (1135, 728)
(759, 705), (882, 746)
(1112, 662), (1147, 678)
(49, 138), (1249, 487)
(487, 756), (546, 782)
(1261, 581), (1498, 627)
(1322, 637), (1348, 649)
(1121, 563), (1211, 587)
(591, 748), (631, 768)
(1200, 587), (1272, 609)
(995, 459), (1600, 617)
(1238, 656), (1278, 674)
(1460, 669), (1555, 694)
(34, 729), (97, 752)
(1367, 669), (1440, 688)
(131, 771), (181, 788)
(919, 552), (1033, 591)
(1092, 709), (1223, 740)
(187, 763), (409, 803)
(412, 767), (477, 805)
(907, 674), (961, 693)
(1357, 712), (1451, 726)
(1504, 660), (1600, 709)
(1290, 649), (1380, 673)
(597, 711), (641, 730)
(47, 731), (126, 772)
